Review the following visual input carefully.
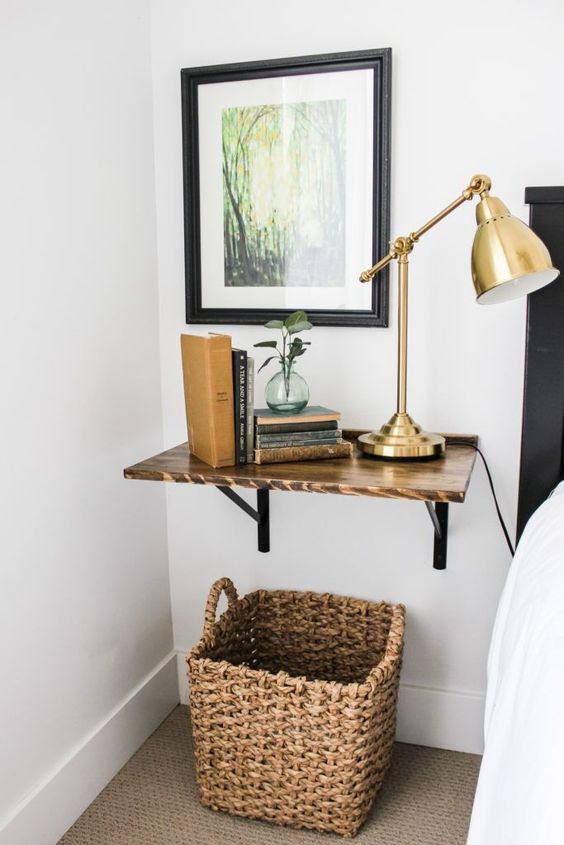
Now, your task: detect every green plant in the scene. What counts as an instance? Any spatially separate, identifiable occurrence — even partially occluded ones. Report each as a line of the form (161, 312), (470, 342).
(254, 310), (312, 395)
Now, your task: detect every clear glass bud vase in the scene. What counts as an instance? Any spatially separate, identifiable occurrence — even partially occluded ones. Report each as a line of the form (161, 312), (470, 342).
(265, 362), (309, 414)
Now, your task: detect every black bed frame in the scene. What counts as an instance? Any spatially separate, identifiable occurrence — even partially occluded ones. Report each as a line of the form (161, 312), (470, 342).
(517, 187), (564, 540)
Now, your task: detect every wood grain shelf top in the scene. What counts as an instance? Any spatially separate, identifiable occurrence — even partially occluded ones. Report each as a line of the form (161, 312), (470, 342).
(124, 431), (478, 504)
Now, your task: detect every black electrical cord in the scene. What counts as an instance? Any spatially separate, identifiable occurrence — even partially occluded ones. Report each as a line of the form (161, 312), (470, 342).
(449, 441), (515, 557)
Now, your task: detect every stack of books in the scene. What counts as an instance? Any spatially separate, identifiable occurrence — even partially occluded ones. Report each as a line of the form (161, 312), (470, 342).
(253, 406), (352, 465)
(180, 333), (352, 468)
(180, 333), (255, 468)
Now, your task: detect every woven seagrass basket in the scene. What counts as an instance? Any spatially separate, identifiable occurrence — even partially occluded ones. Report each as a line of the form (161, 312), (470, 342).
(187, 577), (406, 838)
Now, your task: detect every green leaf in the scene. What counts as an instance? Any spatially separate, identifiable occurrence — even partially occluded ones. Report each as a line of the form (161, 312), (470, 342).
(254, 340), (278, 348)
(288, 342), (307, 359)
(257, 355), (278, 373)
(284, 310), (308, 330)
(264, 319), (284, 329)
(287, 320), (312, 334)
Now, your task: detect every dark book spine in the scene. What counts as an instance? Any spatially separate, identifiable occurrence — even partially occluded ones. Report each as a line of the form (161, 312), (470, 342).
(256, 430), (342, 448)
(246, 357), (255, 463)
(255, 420), (339, 435)
(232, 350), (247, 465)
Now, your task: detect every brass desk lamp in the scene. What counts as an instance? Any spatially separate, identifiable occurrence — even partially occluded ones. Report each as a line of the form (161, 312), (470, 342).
(358, 174), (559, 460)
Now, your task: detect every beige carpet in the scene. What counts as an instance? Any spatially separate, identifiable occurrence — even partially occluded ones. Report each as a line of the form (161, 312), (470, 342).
(58, 706), (480, 844)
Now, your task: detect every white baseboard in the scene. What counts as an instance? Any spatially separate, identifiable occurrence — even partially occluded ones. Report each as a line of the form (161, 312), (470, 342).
(176, 651), (484, 755)
(177, 650), (189, 705)
(0, 652), (179, 845)
(397, 682), (485, 754)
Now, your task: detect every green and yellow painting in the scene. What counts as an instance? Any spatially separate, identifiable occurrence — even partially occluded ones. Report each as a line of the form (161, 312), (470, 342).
(222, 99), (346, 287)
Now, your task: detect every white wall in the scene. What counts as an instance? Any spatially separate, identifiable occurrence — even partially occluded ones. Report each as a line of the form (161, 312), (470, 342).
(151, 0), (564, 753)
(3, 7), (562, 838)
(0, 2), (176, 842)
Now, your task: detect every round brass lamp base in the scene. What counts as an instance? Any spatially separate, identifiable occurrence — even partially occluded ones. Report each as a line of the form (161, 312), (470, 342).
(357, 413), (446, 460)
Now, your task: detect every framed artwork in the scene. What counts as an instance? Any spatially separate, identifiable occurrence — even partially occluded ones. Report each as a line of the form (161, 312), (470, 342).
(181, 49), (391, 327)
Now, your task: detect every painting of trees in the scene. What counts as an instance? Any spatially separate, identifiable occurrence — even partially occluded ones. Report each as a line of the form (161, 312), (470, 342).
(222, 99), (346, 287)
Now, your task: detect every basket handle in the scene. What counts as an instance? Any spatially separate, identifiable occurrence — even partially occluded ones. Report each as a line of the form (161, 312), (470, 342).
(203, 577), (239, 638)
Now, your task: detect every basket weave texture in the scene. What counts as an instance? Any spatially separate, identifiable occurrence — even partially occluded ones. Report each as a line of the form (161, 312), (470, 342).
(187, 578), (406, 838)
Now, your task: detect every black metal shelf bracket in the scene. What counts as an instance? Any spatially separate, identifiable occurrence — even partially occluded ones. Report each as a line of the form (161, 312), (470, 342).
(217, 487), (270, 553)
(425, 501), (449, 570)
(217, 486), (448, 566)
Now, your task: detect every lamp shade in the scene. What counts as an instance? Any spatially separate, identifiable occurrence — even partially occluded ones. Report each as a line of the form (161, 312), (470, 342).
(471, 195), (559, 304)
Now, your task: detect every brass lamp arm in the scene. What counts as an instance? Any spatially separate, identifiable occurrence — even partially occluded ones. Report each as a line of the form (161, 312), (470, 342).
(356, 172), (558, 461)
(359, 174), (492, 282)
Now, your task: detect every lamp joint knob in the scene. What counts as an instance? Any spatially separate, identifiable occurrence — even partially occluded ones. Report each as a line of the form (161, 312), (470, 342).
(392, 236), (414, 256)
(468, 174), (492, 197)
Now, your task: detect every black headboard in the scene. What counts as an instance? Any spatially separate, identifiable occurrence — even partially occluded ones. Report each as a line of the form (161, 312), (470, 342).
(517, 187), (564, 540)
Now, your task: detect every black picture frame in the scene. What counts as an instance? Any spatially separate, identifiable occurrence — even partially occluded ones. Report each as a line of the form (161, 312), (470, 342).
(181, 48), (391, 327)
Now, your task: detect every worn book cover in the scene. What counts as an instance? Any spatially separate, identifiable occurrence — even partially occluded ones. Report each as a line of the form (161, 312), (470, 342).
(254, 440), (352, 465)
(180, 334), (235, 468)
(254, 406), (341, 426)
(256, 430), (342, 448)
(232, 348), (247, 465)
(255, 419), (339, 435)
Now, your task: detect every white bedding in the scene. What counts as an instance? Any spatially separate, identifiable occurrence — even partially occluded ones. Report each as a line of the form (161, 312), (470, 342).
(467, 481), (564, 844)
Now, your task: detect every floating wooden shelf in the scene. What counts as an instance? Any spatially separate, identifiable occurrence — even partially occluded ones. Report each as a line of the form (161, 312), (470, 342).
(124, 431), (478, 570)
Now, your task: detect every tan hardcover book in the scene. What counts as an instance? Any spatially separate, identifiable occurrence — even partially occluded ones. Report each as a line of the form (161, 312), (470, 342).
(253, 440), (352, 465)
(180, 334), (235, 468)
(254, 405), (341, 426)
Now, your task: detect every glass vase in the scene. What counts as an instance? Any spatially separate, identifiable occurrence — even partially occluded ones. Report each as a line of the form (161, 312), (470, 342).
(265, 363), (309, 414)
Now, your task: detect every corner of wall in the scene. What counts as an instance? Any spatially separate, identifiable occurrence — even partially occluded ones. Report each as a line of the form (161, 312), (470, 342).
(0, 654), (179, 845)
